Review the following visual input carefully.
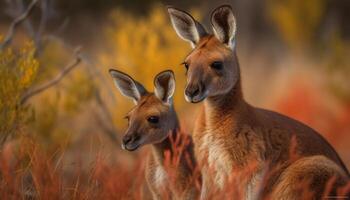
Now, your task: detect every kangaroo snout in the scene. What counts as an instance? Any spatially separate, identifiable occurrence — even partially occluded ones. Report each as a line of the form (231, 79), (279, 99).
(185, 86), (200, 98)
(185, 83), (206, 103)
(122, 133), (141, 151)
(122, 134), (133, 144)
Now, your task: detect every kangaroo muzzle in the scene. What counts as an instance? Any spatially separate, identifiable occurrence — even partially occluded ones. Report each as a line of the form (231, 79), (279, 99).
(185, 83), (207, 103)
(121, 133), (141, 151)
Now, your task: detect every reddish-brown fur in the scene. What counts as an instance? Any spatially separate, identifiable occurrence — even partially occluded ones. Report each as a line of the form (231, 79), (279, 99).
(192, 35), (349, 200)
(109, 70), (199, 199)
(136, 95), (199, 200)
(168, 5), (349, 199)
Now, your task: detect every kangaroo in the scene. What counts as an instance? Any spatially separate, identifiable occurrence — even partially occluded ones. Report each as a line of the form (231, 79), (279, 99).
(109, 69), (199, 200)
(167, 5), (349, 199)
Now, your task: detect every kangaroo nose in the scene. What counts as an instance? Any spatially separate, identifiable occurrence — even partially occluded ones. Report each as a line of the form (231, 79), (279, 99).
(185, 86), (200, 98)
(122, 134), (141, 144)
(123, 135), (132, 144)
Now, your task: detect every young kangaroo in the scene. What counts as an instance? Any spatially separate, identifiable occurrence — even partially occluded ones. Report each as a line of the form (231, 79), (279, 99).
(168, 5), (349, 199)
(109, 69), (199, 200)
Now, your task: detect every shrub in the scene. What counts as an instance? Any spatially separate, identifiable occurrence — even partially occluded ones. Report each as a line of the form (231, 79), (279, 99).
(0, 44), (39, 145)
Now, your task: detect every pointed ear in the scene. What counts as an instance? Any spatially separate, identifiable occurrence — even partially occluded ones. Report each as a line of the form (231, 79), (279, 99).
(109, 69), (147, 104)
(154, 70), (175, 103)
(210, 5), (237, 49)
(167, 6), (208, 48)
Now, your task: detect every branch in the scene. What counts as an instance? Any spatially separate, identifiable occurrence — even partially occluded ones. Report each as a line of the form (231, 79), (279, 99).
(0, 0), (38, 50)
(44, 35), (117, 102)
(16, 0), (37, 46)
(42, 35), (120, 145)
(37, 0), (49, 39)
(35, 0), (53, 52)
(20, 47), (82, 105)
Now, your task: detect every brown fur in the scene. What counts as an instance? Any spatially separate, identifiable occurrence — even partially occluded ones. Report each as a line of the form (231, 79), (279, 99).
(130, 94), (199, 200)
(109, 68), (200, 200)
(187, 36), (349, 199)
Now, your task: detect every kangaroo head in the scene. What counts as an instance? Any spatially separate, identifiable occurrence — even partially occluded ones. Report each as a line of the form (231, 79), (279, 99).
(109, 69), (177, 151)
(168, 5), (239, 103)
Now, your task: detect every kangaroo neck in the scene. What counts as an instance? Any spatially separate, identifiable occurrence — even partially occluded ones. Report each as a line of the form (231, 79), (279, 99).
(151, 110), (180, 164)
(206, 79), (244, 112)
(204, 63), (250, 130)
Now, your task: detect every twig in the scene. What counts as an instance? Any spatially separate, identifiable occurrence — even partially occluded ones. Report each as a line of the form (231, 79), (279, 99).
(16, 0), (38, 47)
(20, 47), (82, 105)
(35, 0), (52, 52)
(54, 18), (70, 35)
(0, 0), (38, 50)
(37, 0), (49, 40)
(41, 35), (120, 143)
(43, 35), (117, 102)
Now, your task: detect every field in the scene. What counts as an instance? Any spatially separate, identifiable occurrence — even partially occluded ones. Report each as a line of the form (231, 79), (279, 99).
(0, 0), (349, 199)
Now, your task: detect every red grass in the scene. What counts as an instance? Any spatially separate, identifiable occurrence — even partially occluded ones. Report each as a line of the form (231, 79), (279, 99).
(1, 91), (350, 200)
(0, 134), (349, 199)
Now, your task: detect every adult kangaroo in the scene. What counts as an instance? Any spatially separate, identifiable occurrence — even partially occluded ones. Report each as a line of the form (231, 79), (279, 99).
(167, 5), (349, 199)
(109, 69), (199, 200)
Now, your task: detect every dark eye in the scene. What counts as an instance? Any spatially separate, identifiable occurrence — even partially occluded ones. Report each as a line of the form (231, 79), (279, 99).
(147, 116), (159, 124)
(210, 61), (223, 70)
(124, 116), (130, 124)
(182, 62), (189, 71)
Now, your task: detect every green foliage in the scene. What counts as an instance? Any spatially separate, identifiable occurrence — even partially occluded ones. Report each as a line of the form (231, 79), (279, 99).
(0, 44), (39, 144)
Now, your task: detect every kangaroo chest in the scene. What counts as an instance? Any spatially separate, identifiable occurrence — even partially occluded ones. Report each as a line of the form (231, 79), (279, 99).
(153, 165), (168, 188)
(194, 115), (264, 191)
(147, 149), (192, 199)
(198, 130), (233, 187)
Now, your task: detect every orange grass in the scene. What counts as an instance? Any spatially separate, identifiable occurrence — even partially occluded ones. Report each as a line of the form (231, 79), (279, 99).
(0, 133), (349, 199)
(0, 119), (349, 200)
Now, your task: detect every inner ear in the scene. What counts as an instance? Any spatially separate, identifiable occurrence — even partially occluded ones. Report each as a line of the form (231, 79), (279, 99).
(154, 70), (175, 103)
(109, 69), (147, 103)
(210, 5), (237, 48)
(167, 7), (208, 47)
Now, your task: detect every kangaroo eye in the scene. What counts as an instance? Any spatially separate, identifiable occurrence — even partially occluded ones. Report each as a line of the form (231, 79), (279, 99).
(147, 116), (159, 124)
(124, 116), (130, 124)
(210, 61), (223, 70)
(182, 62), (189, 71)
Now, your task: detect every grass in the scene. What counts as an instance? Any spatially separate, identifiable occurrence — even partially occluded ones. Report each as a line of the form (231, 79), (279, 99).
(0, 132), (349, 200)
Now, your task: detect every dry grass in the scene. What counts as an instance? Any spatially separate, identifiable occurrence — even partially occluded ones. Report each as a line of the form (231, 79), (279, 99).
(1, 131), (348, 200)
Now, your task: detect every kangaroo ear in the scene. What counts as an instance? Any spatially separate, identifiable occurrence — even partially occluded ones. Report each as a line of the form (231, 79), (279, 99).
(154, 70), (175, 103)
(167, 6), (208, 48)
(211, 5), (237, 49)
(109, 69), (147, 104)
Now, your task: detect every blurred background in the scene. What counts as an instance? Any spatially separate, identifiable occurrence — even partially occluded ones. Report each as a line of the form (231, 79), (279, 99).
(0, 0), (349, 198)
